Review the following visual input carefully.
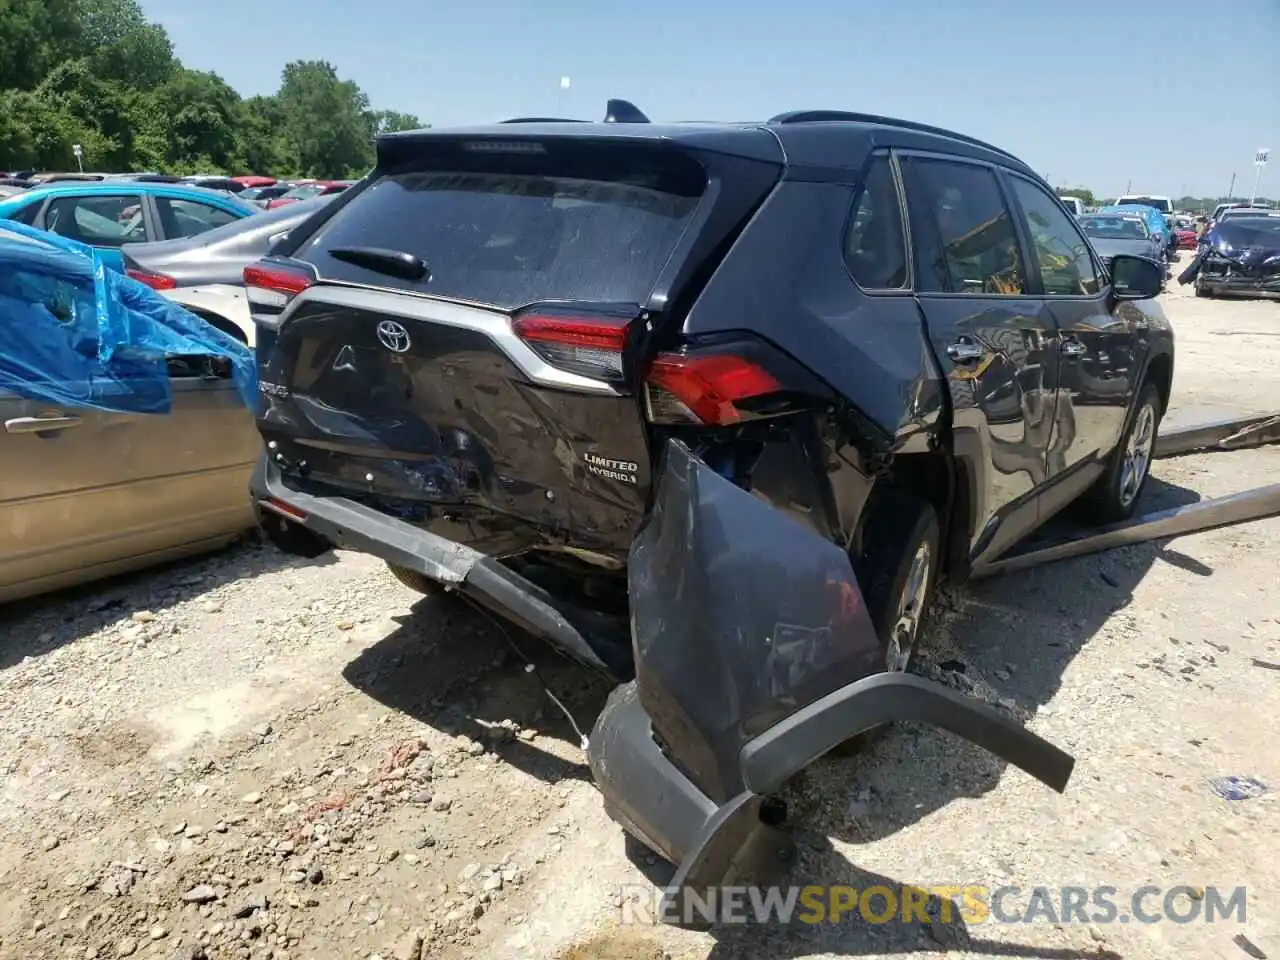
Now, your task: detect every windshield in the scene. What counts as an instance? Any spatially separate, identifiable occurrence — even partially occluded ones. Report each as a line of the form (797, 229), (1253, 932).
(1119, 196), (1172, 213)
(1219, 217), (1280, 236)
(1221, 209), (1275, 221)
(1081, 216), (1148, 239)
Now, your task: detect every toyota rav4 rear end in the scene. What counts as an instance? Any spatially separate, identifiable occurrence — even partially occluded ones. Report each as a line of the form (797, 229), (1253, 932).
(248, 116), (1075, 917)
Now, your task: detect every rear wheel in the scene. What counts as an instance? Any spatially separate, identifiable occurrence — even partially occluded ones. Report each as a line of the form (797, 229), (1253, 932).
(834, 492), (941, 753)
(859, 493), (941, 675)
(387, 563), (441, 595)
(1080, 382), (1162, 524)
(256, 508), (331, 560)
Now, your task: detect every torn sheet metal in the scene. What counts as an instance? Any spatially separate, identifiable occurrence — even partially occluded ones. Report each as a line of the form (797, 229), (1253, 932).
(0, 221), (255, 414)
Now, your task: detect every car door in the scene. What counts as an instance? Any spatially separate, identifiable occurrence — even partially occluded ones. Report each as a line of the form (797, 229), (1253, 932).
(1003, 173), (1139, 506)
(0, 383), (162, 603)
(898, 152), (1058, 566)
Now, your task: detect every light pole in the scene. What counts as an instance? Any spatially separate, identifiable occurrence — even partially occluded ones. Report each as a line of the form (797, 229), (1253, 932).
(1249, 148), (1270, 207)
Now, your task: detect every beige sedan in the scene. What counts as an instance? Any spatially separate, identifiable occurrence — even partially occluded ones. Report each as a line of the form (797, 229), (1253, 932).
(0, 359), (260, 604)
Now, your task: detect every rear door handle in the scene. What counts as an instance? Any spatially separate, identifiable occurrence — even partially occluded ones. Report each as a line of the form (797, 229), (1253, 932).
(946, 340), (986, 363)
(1062, 341), (1087, 358)
(5, 415), (83, 434)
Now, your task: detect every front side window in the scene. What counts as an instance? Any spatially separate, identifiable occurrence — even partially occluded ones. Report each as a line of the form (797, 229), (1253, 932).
(43, 195), (146, 247)
(843, 154), (908, 289)
(904, 158), (1026, 295)
(1008, 176), (1101, 296)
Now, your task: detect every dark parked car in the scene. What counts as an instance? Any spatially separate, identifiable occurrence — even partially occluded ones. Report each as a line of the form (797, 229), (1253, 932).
(244, 102), (1171, 907)
(1192, 211), (1280, 298)
(1079, 213), (1165, 272)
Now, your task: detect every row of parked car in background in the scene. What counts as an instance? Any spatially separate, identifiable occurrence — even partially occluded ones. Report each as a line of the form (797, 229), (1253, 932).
(0, 169), (353, 208)
(1062, 192), (1278, 300)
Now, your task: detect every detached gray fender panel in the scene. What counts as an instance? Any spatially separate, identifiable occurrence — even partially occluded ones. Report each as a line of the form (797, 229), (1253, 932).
(740, 671), (1074, 795)
(591, 440), (1076, 927)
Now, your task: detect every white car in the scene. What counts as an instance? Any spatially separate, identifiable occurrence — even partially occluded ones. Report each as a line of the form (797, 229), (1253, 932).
(163, 284), (254, 346)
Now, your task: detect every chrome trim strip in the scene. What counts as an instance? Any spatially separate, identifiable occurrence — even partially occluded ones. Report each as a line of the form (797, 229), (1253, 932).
(277, 285), (622, 396)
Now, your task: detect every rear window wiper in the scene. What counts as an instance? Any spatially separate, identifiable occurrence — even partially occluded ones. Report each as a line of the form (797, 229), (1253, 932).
(328, 246), (430, 282)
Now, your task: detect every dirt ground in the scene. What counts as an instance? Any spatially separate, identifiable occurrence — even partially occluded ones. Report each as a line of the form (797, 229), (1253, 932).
(1, 265), (1278, 960)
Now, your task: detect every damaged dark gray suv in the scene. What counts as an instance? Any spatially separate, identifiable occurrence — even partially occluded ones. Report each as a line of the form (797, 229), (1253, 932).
(246, 101), (1173, 915)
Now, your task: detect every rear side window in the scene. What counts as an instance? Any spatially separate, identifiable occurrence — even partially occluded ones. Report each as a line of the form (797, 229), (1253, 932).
(156, 197), (240, 239)
(843, 155), (907, 289)
(903, 158), (1027, 295)
(296, 143), (706, 310)
(44, 194), (146, 247)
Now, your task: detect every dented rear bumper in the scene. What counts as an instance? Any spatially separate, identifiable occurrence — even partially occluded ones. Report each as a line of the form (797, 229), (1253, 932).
(253, 442), (1076, 925)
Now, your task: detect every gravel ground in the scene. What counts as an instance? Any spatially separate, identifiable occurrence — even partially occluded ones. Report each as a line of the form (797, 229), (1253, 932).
(1, 268), (1277, 960)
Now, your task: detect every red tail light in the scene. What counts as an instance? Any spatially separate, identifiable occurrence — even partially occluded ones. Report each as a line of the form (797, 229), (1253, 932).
(126, 268), (176, 290)
(244, 263), (313, 297)
(645, 353), (782, 425)
(512, 313), (629, 383)
(244, 262), (314, 328)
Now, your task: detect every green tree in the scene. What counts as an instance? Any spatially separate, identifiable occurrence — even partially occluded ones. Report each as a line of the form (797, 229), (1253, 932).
(371, 110), (425, 136)
(77, 0), (175, 88)
(0, 0), (423, 177)
(154, 69), (245, 172)
(36, 59), (135, 168)
(0, 0), (81, 91)
(276, 60), (375, 178)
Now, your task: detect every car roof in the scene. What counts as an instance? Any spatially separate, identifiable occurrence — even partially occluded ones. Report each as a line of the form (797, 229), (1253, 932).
(0, 179), (258, 212)
(379, 116), (1038, 178)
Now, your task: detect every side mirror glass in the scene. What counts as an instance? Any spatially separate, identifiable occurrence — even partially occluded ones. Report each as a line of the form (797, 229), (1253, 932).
(1109, 254), (1162, 300)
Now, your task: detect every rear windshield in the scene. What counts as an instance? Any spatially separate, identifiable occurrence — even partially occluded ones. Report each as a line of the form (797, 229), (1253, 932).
(295, 142), (707, 310)
(1081, 216), (1148, 239)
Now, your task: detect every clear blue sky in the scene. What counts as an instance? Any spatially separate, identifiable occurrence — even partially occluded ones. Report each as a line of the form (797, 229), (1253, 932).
(140, 0), (1278, 199)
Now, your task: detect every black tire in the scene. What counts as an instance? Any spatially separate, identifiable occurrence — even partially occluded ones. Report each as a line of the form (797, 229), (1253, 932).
(387, 563), (441, 595)
(256, 508), (332, 560)
(1080, 382), (1163, 524)
(1195, 282), (1211, 298)
(833, 492), (941, 753)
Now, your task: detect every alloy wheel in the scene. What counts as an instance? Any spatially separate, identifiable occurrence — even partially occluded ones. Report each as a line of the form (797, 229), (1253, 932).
(886, 540), (932, 672)
(1119, 402), (1156, 508)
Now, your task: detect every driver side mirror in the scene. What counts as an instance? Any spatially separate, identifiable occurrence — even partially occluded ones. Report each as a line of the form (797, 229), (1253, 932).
(1109, 254), (1162, 300)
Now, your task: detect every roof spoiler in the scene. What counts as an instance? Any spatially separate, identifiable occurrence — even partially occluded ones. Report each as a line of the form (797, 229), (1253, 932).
(500, 99), (651, 125)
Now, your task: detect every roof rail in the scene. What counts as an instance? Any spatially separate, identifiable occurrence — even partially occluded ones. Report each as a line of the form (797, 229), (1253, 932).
(500, 117), (586, 124)
(767, 110), (1020, 163)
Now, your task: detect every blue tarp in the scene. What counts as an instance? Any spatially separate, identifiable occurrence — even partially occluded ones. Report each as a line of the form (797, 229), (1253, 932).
(0, 220), (256, 415)
(1099, 204), (1172, 244)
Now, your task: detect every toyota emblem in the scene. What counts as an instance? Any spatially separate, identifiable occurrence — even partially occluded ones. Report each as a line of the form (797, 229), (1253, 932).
(376, 320), (411, 353)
